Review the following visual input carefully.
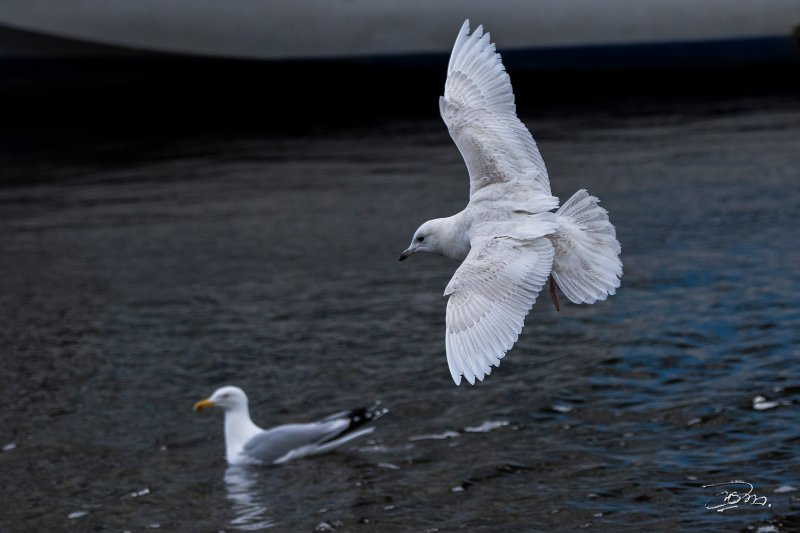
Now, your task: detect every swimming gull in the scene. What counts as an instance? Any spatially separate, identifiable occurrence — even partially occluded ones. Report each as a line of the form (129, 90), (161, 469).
(399, 20), (622, 385)
(194, 386), (387, 465)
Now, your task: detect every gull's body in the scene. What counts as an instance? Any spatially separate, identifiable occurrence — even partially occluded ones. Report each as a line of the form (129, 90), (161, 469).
(400, 21), (622, 385)
(194, 386), (387, 466)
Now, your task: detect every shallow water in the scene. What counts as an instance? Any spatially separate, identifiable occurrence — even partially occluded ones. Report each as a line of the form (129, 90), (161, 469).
(1, 95), (799, 532)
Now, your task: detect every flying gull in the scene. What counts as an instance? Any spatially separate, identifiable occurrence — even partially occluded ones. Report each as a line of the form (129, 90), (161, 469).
(399, 20), (623, 385)
(194, 386), (387, 465)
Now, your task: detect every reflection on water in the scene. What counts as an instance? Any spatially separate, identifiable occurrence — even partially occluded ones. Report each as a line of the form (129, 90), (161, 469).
(225, 466), (276, 531)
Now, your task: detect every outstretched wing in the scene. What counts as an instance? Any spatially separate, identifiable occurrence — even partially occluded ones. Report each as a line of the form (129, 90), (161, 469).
(440, 20), (551, 198)
(241, 405), (389, 464)
(444, 236), (554, 385)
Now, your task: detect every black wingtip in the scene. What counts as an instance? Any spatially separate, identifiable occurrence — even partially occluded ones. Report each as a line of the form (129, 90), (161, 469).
(346, 402), (389, 431)
(349, 402), (389, 424)
(319, 402), (389, 445)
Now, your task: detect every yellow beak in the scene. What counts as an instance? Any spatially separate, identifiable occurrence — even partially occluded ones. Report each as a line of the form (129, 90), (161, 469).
(193, 399), (215, 412)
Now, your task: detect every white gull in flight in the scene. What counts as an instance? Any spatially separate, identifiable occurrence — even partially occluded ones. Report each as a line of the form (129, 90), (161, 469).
(399, 20), (622, 385)
(194, 386), (387, 465)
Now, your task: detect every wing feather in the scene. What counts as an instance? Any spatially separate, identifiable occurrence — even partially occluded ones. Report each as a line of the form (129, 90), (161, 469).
(444, 236), (554, 385)
(242, 420), (347, 464)
(441, 21), (551, 198)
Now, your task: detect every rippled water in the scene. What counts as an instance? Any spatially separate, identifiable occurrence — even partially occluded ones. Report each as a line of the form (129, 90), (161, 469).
(1, 95), (799, 532)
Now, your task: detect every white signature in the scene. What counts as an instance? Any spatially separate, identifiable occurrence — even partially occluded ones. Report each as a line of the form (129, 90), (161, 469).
(703, 480), (771, 512)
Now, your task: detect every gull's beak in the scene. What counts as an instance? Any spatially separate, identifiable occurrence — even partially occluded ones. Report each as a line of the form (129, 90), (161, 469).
(399, 249), (413, 262)
(193, 399), (215, 412)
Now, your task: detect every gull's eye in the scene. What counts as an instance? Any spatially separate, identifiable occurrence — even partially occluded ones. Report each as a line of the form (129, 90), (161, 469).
(222, 393), (230, 399)
(416, 236), (424, 242)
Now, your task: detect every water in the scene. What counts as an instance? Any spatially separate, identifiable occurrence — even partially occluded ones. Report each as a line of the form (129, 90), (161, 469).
(1, 94), (799, 532)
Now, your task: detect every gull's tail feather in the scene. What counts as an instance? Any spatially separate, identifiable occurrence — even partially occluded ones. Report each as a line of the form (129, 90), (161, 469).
(550, 189), (622, 304)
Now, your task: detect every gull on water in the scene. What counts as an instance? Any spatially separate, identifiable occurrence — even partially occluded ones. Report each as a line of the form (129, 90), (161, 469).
(194, 386), (387, 465)
(399, 20), (622, 386)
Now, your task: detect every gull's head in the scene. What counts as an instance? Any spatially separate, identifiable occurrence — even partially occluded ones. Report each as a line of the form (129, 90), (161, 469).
(399, 219), (445, 261)
(194, 385), (248, 413)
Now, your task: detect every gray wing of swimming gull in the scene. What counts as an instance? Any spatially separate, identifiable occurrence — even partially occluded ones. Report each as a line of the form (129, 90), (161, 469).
(241, 422), (346, 463)
(241, 404), (389, 464)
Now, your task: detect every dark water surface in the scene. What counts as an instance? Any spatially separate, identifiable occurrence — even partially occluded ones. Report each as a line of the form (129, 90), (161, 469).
(1, 95), (799, 532)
